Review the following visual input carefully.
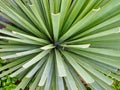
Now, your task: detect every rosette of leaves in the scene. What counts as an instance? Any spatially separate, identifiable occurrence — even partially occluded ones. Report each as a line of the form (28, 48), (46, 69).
(0, 0), (120, 90)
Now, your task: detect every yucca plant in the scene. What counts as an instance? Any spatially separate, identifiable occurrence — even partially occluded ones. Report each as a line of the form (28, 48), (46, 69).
(0, 0), (120, 90)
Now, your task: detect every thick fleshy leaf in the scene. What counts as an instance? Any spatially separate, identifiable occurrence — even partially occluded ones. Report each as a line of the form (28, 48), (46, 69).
(0, 0), (120, 90)
(55, 49), (67, 77)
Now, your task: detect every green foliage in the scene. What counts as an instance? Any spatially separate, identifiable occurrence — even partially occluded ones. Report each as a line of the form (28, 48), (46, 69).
(0, 59), (17, 90)
(0, 0), (120, 90)
(113, 80), (120, 90)
(0, 76), (17, 90)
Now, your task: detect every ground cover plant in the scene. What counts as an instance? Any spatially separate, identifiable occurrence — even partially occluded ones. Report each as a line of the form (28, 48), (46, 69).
(0, 0), (120, 90)
(0, 59), (17, 90)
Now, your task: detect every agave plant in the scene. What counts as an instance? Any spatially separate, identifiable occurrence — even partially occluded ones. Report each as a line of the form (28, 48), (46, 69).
(0, 0), (120, 90)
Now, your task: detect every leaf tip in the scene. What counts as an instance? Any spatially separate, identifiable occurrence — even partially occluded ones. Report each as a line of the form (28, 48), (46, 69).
(92, 7), (101, 12)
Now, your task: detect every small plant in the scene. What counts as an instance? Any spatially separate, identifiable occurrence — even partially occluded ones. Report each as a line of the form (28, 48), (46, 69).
(113, 80), (120, 90)
(0, 76), (17, 90)
(0, 59), (17, 90)
(0, 0), (120, 90)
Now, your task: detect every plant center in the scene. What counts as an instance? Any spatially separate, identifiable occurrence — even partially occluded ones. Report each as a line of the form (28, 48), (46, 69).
(53, 41), (62, 49)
